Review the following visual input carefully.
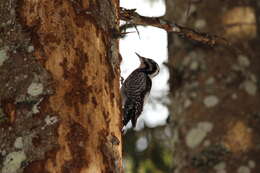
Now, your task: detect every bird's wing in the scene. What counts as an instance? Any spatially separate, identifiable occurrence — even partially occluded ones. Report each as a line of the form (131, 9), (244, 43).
(121, 70), (152, 127)
(122, 71), (151, 101)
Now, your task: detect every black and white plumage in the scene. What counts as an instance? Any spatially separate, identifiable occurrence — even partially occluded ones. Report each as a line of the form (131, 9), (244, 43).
(121, 53), (160, 128)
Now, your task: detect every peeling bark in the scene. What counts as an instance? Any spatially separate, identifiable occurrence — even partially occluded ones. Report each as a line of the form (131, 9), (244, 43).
(0, 0), (122, 172)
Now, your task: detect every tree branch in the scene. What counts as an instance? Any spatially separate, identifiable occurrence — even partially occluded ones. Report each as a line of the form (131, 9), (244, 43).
(120, 8), (229, 47)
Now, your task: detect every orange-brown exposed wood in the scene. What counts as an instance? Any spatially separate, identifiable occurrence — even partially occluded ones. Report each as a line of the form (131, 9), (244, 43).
(18, 0), (122, 172)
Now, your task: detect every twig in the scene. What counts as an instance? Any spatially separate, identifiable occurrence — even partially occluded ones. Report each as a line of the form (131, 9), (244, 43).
(119, 8), (229, 47)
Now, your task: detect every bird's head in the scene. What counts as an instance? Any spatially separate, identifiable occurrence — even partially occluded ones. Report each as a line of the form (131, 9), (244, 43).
(135, 52), (160, 78)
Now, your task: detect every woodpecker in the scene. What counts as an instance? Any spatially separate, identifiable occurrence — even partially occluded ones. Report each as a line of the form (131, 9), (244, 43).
(121, 53), (160, 128)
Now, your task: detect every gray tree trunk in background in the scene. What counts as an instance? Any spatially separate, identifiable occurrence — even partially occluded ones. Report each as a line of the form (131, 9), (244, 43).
(0, 0), (122, 172)
(166, 0), (260, 172)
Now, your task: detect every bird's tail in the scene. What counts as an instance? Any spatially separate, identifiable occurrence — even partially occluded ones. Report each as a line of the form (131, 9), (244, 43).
(123, 99), (135, 126)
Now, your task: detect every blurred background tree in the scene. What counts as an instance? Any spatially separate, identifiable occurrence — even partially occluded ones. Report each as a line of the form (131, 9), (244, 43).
(122, 0), (260, 172)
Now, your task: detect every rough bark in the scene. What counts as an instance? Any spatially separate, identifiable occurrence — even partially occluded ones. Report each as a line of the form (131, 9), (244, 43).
(0, 0), (122, 173)
(166, 0), (260, 173)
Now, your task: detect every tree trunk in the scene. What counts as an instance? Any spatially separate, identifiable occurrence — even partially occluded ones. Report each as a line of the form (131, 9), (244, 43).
(0, 0), (122, 173)
(166, 0), (260, 173)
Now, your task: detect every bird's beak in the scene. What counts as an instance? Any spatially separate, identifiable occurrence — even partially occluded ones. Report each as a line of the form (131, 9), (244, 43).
(135, 52), (145, 63)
